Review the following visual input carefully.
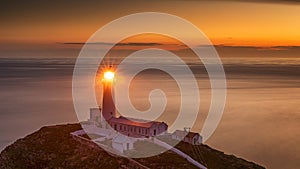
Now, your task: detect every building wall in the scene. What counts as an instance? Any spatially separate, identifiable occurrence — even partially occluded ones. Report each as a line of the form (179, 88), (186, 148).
(112, 138), (134, 153)
(109, 122), (167, 137)
(198, 135), (203, 144)
(112, 142), (125, 153)
(171, 134), (182, 141)
(157, 123), (168, 135)
(90, 108), (101, 124)
(184, 135), (201, 145)
(171, 131), (202, 145)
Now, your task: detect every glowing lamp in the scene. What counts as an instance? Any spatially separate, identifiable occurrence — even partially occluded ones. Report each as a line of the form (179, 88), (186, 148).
(104, 71), (115, 80)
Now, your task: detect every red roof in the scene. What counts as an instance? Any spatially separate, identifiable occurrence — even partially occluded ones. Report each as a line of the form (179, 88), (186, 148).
(109, 116), (166, 128)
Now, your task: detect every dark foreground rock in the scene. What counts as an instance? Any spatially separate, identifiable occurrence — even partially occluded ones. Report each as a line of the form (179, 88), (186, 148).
(0, 124), (265, 169)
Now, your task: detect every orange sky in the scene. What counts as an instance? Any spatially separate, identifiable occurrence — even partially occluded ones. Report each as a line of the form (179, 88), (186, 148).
(0, 1), (299, 46)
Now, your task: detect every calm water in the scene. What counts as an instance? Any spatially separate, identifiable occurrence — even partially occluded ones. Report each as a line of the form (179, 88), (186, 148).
(0, 57), (299, 169)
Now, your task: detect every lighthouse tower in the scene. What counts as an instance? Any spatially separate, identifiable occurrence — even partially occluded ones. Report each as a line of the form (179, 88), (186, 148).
(102, 70), (116, 121)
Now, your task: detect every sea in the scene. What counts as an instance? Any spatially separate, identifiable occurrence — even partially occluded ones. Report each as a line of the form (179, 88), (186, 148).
(0, 47), (299, 169)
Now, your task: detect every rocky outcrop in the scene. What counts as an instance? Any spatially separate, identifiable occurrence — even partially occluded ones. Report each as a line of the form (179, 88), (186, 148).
(0, 124), (265, 169)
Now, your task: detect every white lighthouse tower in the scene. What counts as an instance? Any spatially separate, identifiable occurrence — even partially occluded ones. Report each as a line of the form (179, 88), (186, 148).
(102, 70), (116, 121)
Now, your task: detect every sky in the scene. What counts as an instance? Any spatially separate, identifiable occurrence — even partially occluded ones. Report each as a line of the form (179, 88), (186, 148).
(0, 0), (300, 47)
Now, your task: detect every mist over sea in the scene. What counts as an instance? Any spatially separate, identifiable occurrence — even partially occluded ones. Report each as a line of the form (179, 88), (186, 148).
(0, 52), (299, 169)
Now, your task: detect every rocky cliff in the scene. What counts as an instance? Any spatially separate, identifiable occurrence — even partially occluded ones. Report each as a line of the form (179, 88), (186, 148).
(0, 124), (265, 169)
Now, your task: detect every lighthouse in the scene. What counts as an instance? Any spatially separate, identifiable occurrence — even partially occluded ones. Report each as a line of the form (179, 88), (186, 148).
(88, 68), (168, 137)
(102, 70), (116, 121)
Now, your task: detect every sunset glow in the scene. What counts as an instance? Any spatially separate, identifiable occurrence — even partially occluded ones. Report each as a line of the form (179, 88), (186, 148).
(1, 1), (300, 169)
(0, 1), (299, 47)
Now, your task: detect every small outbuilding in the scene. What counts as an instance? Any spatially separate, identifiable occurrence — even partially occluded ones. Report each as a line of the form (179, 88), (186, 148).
(172, 130), (202, 145)
(112, 134), (135, 153)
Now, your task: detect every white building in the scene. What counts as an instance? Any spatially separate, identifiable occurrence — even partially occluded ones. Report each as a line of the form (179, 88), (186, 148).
(112, 134), (134, 153)
(172, 130), (202, 145)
